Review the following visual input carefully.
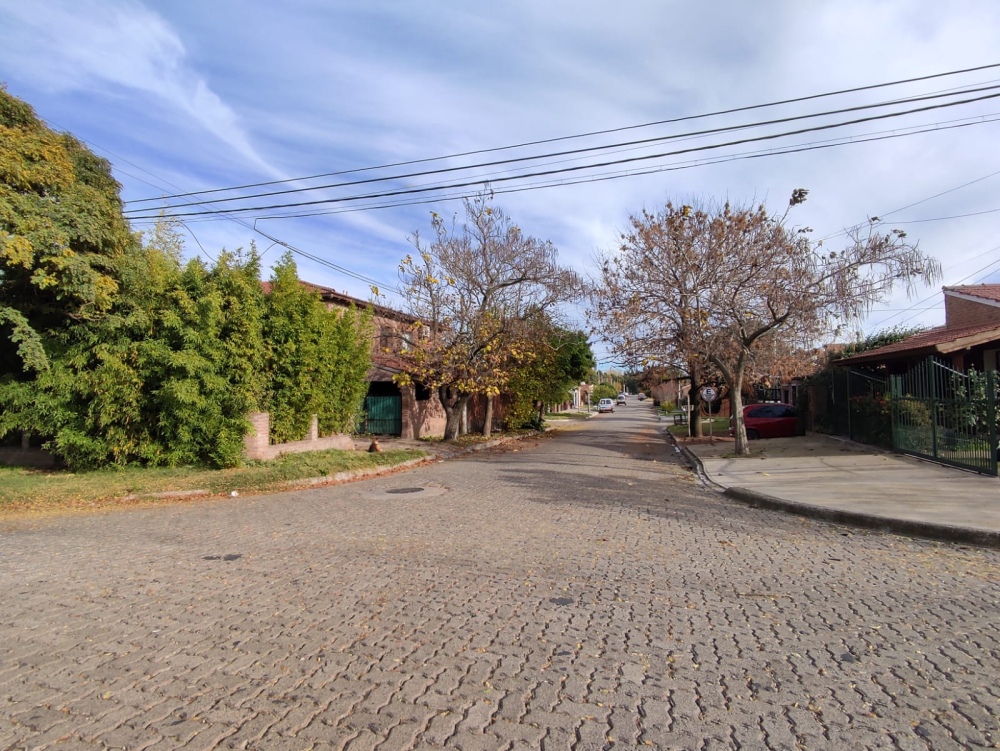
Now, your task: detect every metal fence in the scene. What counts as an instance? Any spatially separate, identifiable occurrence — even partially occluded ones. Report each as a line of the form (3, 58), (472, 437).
(889, 358), (997, 476)
(828, 367), (891, 448)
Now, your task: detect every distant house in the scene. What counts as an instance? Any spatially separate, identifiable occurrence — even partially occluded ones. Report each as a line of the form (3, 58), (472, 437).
(262, 280), (447, 439)
(836, 284), (1000, 373)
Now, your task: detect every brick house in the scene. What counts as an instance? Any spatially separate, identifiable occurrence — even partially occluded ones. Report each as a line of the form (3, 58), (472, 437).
(837, 284), (1000, 372)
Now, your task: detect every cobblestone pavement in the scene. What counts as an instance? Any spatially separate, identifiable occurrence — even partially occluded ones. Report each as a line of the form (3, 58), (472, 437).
(2, 407), (999, 750)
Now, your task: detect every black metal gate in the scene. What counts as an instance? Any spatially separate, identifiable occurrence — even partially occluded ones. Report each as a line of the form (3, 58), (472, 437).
(359, 395), (402, 435)
(829, 367), (891, 448)
(889, 357), (997, 476)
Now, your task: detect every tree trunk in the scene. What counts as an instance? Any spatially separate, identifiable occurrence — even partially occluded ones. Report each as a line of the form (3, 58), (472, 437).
(482, 395), (493, 438)
(688, 366), (703, 438)
(731, 385), (748, 455)
(439, 385), (467, 441)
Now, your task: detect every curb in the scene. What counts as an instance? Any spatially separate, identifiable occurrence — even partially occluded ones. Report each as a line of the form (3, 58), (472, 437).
(265, 432), (544, 493)
(663, 429), (1000, 550)
(143, 433), (546, 504)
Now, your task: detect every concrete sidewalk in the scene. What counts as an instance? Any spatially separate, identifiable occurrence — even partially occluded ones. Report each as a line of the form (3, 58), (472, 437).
(676, 432), (1000, 547)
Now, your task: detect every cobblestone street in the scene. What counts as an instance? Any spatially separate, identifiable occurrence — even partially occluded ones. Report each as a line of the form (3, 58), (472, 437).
(2, 409), (999, 750)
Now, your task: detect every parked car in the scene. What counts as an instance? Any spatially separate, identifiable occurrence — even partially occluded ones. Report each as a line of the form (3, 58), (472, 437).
(730, 403), (801, 439)
(637, 393), (646, 401)
(616, 394), (627, 405)
(597, 398), (615, 413)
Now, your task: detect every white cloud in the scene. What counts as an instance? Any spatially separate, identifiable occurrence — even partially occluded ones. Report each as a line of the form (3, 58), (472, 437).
(4, 0), (1000, 347)
(0, 0), (280, 177)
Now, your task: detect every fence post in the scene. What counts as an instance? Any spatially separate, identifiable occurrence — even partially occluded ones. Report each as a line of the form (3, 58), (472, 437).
(927, 356), (938, 458)
(989, 370), (997, 476)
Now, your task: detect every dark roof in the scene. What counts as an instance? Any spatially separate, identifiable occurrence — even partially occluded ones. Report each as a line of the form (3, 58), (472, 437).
(836, 322), (1000, 365)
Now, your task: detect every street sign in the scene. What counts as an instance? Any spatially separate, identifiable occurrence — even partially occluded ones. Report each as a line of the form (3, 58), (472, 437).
(700, 386), (718, 402)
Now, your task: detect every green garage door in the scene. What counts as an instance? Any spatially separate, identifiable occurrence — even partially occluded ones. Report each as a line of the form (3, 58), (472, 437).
(361, 395), (402, 435)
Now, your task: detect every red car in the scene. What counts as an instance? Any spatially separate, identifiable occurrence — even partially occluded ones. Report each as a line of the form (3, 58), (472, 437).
(731, 403), (801, 439)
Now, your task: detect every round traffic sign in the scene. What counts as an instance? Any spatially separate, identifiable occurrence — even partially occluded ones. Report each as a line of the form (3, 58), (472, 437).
(700, 386), (718, 402)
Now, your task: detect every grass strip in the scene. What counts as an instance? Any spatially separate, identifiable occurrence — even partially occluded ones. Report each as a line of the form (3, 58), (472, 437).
(0, 448), (426, 515)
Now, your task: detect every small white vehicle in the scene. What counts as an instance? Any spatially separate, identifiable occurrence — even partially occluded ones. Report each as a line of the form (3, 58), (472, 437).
(597, 398), (615, 413)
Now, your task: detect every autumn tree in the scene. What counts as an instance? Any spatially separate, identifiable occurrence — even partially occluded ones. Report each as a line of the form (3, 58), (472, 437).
(592, 202), (721, 436)
(592, 194), (941, 454)
(397, 193), (578, 439)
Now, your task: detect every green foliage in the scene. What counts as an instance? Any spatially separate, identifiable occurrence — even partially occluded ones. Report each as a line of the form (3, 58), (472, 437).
(832, 325), (925, 361)
(849, 392), (893, 449)
(504, 325), (595, 428)
(591, 384), (618, 402)
(262, 252), (372, 443)
(0, 225), (267, 469)
(1, 86), (136, 372)
(0, 88), (376, 469)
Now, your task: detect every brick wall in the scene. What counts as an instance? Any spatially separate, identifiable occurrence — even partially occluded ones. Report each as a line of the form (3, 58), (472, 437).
(944, 294), (1000, 328)
(243, 412), (354, 461)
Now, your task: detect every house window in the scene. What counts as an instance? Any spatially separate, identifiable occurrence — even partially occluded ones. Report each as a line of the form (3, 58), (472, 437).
(415, 383), (431, 401)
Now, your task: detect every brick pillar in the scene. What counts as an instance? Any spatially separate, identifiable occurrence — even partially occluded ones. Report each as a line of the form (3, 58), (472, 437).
(244, 412), (270, 457)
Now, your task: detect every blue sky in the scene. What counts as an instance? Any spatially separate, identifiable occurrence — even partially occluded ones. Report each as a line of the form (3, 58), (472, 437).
(3, 0), (1000, 363)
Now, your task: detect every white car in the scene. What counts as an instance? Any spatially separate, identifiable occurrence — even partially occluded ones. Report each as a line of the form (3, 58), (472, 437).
(597, 398), (615, 413)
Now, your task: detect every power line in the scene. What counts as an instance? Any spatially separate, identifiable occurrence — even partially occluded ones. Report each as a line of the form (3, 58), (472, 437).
(212, 114), (994, 223)
(126, 84), (1000, 213)
(125, 62), (1000, 204)
(125, 113), (1000, 227)
(126, 95), (1000, 221)
(45, 118), (401, 292)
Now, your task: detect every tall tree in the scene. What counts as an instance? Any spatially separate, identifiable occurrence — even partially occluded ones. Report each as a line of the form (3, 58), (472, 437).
(505, 320), (595, 429)
(592, 202), (719, 436)
(592, 194), (941, 454)
(397, 193), (578, 439)
(0, 86), (136, 373)
(261, 252), (372, 442)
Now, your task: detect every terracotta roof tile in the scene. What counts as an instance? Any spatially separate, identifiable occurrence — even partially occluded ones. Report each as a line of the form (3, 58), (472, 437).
(837, 322), (1000, 363)
(945, 284), (1000, 303)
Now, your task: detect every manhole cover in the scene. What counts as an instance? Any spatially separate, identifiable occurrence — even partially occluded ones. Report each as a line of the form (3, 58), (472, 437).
(385, 487), (424, 494)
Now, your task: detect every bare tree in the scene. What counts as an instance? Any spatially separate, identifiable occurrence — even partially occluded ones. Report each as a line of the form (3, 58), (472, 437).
(592, 194), (941, 454)
(397, 193), (578, 439)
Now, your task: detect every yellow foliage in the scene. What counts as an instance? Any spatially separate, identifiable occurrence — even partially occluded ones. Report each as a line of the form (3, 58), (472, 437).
(0, 235), (33, 267)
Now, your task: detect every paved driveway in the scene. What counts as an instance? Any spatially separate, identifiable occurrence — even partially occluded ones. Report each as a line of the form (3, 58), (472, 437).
(2, 406), (999, 750)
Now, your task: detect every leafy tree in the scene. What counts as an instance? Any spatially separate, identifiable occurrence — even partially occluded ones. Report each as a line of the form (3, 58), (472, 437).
(592, 194), (941, 454)
(591, 384), (618, 402)
(0, 85), (136, 373)
(0, 218), (267, 468)
(397, 193), (578, 439)
(505, 319), (595, 427)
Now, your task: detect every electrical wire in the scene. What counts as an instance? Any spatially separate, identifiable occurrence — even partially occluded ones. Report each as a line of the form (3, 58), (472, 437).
(125, 84), (1000, 213)
(126, 100), (1000, 221)
(125, 62), (1000, 204)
